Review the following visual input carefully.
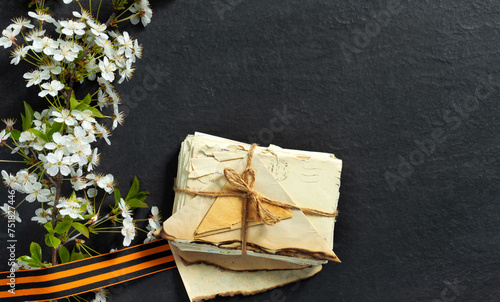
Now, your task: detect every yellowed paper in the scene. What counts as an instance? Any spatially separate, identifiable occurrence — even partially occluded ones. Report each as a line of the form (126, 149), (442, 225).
(167, 133), (343, 301)
(194, 184), (293, 237)
(170, 243), (322, 302)
(163, 155), (339, 264)
(175, 133), (342, 249)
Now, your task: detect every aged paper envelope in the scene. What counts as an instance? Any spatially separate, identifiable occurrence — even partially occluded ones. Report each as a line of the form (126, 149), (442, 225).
(164, 133), (343, 301)
(169, 244), (322, 301)
(194, 184), (293, 237)
(163, 154), (339, 264)
(174, 133), (342, 249)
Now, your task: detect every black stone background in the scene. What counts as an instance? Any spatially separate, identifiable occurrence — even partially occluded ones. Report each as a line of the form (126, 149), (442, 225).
(0, 0), (499, 301)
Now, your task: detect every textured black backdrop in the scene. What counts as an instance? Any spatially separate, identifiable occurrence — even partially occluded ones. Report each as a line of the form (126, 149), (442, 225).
(0, 0), (499, 301)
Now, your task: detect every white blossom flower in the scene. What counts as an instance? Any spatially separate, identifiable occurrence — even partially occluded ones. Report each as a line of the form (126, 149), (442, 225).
(70, 168), (89, 191)
(107, 88), (121, 108)
(70, 149), (90, 167)
(40, 62), (62, 75)
(95, 36), (113, 57)
(45, 150), (72, 176)
(87, 148), (100, 171)
(97, 90), (108, 109)
(60, 20), (86, 37)
(73, 10), (93, 22)
(19, 131), (36, 143)
(32, 36), (58, 55)
(63, 0), (74, 4)
(87, 188), (97, 198)
(25, 28), (45, 41)
(33, 109), (51, 127)
(97, 76), (114, 93)
(0, 28), (18, 48)
(148, 206), (162, 230)
(70, 125), (95, 151)
(83, 57), (99, 81)
(39, 80), (65, 97)
(52, 109), (76, 126)
(129, 2), (153, 27)
(111, 52), (126, 69)
(25, 182), (50, 202)
(16, 170), (37, 187)
(10, 45), (29, 65)
(98, 57), (116, 82)
(72, 110), (96, 130)
(44, 132), (70, 152)
(0, 203), (21, 223)
(88, 21), (108, 39)
(14, 259), (33, 270)
(121, 216), (136, 246)
(30, 137), (47, 152)
(112, 111), (124, 130)
(24, 69), (51, 87)
(57, 196), (86, 220)
(133, 39), (142, 60)
(116, 32), (134, 58)
(91, 288), (108, 302)
(118, 60), (134, 84)
(52, 39), (82, 62)
(28, 11), (56, 24)
(144, 230), (156, 243)
(31, 207), (52, 224)
(96, 173), (115, 194)
(2, 118), (16, 130)
(1, 170), (16, 187)
(94, 123), (111, 145)
(0, 129), (11, 144)
(8, 17), (34, 33)
(118, 198), (132, 218)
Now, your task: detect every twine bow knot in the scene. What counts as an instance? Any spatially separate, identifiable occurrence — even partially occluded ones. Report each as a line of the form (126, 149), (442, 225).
(174, 144), (338, 255)
(222, 158), (283, 227)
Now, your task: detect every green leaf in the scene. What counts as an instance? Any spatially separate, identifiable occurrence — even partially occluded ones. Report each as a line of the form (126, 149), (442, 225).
(125, 176), (140, 200)
(72, 222), (90, 238)
(46, 122), (63, 141)
(70, 251), (84, 262)
(16, 255), (41, 268)
(114, 188), (121, 207)
(9, 129), (21, 141)
(44, 222), (55, 235)
(23, 101), (34, 130)
(58, 246), (70, 263)
(74, 102), (104, 118)
(29, 128), (48, 142)
(126, 198), (148, 209)
(54, 219), (73, 235)
(82, 93), (92, 105)
(131, 191), (150, 202)
(79, 201), (88, 213)
(45, 234), (61, 248)
(29, 242), (42, 263)
(70, 91), (79, 110)
(85, 106), (104, 118)
(20, 113), (26, 131)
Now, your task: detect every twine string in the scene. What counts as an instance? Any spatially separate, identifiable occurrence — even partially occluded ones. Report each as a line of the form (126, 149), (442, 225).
(174, 144), (338, 255)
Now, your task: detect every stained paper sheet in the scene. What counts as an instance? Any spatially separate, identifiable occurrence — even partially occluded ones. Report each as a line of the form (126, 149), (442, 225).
(166, 133), (343, 301)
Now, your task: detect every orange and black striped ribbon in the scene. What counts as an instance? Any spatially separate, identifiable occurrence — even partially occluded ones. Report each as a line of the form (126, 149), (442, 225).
(0, 239), (175, 302)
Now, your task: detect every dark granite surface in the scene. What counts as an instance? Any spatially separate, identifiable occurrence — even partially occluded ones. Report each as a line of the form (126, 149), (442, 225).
(0, 0), (499, 301)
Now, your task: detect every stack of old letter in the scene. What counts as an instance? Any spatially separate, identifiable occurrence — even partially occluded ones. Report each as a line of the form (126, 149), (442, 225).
(155, 133), (343, 301)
